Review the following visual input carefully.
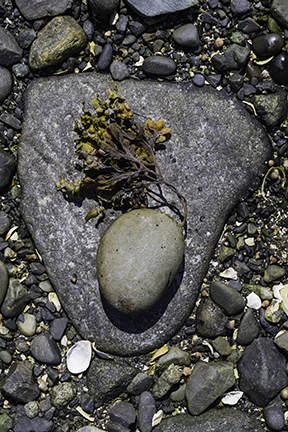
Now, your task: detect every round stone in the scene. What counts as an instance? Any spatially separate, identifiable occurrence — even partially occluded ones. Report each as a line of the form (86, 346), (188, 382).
(142, 56), (177, 76)
(252, 33), (284, 58)
(269, 52), (288, 85)
(96, 209), (185, 314)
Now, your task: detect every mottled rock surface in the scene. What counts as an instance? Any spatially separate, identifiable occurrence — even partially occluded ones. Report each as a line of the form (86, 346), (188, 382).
(124, 0), (198, 17)
(18, 74), (271, 355)
(15, 0), (70, 20)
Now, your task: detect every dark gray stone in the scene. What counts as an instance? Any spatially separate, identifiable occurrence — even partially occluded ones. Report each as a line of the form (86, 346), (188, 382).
(230, 0), (251, 15)
(196, 298), (228, 338)
(271, 0), (288, 29)
(185, 361), (235, 415)
(0, 211), (11, 235)
(13, 413), (53, 432)
(252, 33), (284, 58)
(212, 44), (250, 72)
(0, 112), (21, 130)
(269, 52), (288, 85)
(142, 55), (176, 76)
(125, 0), (198, 17)
(0, 26), (23, 66)
(0, 261), (8, 306)
(18, 74), (271, 355)
(1, 278), (30, 318)
(0, 66), (12, 104)
(109, 401), (137, 429)
(86, 359), (137, 407)
(116, 15), (129, 34)
(253, 91), (288, 129)
(15, 0), (70, 20)
(88, 0), (119, 15)
(138, 391), (155, 432)
(263, 396), (285, 431)
(210, 280), (246, 316)
(110, 61), (130, 81)
(30, 332), (61, 365)
(82, 20), (94, 41)
(12, 63), (30, 79)
(107, 423), (130, 432)
(153, 407), (264, 432)
(238, 338), (288, 406)
(172, 24), (199, 51)
(17, 29), (37, 49)
(0, 361), (40, 403)
(237, 308), (260, 345)
(238, 18), (260, 33)
(98, 43), (113, 71)
(192, 74), (205, 87)
(49, 316), (69, 341)
(126, 373), (154, 395)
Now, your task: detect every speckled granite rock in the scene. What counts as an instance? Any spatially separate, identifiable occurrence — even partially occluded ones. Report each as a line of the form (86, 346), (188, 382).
(18, 73), (271, 355)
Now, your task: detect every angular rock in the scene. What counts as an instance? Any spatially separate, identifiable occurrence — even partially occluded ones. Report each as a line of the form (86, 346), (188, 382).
(0, 211), (11, 235)
(1, 278), (30, 318)
(126, 373), (154, 395)
(253, 91), (288, 129)
(86, 359), (137, 407)
(49, 316), (69, 341)
(271, 0), (288, 29)
(210, 280), (246, 315)
(155, 346), (190, 369)
(0, 414), (13, 432)
(97, 209), (184, 314)
(50, 381), (77, 409)
(88, 0), (119, 15)
(172, 24), (199, 51)
(138, 391), (155, 432)
(211, 336), (232, 356)
(0, 361), (40, 403)
(153, 407), (264, 432)
(30, 332), (61, 365)
(124, 0), (198, 17)
(196, 298), (228, 338)
(238, 338), (288, 406)
(110, 61), (130, 81)
(0, 148), (15, 190)
(274, 331), (288, 355)
(264, 264), (286, 283)
(15, 0), (70, 20)
(17, 28), (37, 49)
(212, 44), (250, 72)
(13, 408), (53, 432)
(29, 16), (87, 71)
(142, 55), (176, 76)
(185, 361), (235, 415)
(0, 27), (23, 66)
(109, 401), (137, 429)
(237, 308), (260, 345)
(0, 66), (12, 104)
(152, 364), (182, 399)
(0, 260), (8, 306)
(0, 112), (21, 130)
(18, 74), (271, 355)
(263, 396), (285, 431)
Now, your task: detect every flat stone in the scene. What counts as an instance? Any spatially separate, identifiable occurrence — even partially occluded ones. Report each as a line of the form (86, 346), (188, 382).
(271, 0), (288, 29)
(126, 373), (154, 395)
(237, 308), (260, 345)
(138, 392), (155, 432)
(185, 361), (235, 415)
(97, 209), (184, 314)
(263, 264), (286, 283)
(212, 44), (250, 72)
(109, 402), (137, 430)
(210, 280), (246, 315)
(152, 364), (182, 399)
(238, 338), (288, 406)
(29, 16), (87, 71)
(30, 332), (61, 365)
(110, 60), (130, 80)
(18, 74), (271, 355)
(0, 66), (12, 104)
(153, 407), (264, 432)
(263, 396), (285, 431)
(15, 0), (70, 20)
(0, 26), (23, 66)
(17, 312), (37, 337)
(155, 346), (190, 369)
(124, 0), (198, 17)
(0, 361), (40, 403)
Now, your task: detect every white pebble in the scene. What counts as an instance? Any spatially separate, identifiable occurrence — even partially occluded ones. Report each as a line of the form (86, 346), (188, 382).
(246, 292), (262, 309)
(67, 340), (92, 374)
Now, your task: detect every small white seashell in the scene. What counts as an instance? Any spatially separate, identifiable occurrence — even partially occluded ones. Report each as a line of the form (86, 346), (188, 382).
(244, 237), (255, 247)
(48, 292), (61, 312)
(67, 340), (92, 374)
(152, 410), (163, 427)
(246, 292), (262, 309)
(219, 267), (238, 280)
(222, 391), (243, 405)
(273, 283), (285, 301)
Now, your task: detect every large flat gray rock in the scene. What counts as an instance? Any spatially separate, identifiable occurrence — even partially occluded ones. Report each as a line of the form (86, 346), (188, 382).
(18, 74), (271, 355)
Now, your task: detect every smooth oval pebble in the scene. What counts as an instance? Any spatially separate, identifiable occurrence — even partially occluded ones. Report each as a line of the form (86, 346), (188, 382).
(67, 340), (92, 374)
(252, 33), (284, 58)
(96, 209), (185, 314)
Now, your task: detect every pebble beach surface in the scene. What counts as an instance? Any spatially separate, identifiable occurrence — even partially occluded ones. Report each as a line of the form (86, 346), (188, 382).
(0, 0), (288, 431)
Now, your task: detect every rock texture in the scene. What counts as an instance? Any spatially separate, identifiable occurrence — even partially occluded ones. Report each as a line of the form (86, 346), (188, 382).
(18, 73), (271, 355)
(15, 0), (70, 20)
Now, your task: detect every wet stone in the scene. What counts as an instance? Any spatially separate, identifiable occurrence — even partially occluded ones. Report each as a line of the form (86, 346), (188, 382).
(253, 91), (288, 129)
(269, 52), (288, 85)
(1, 278), (30, 318)
(0, 149), (15, 190)
(0, 66), (12, 104)
(0, 361), (40, 403)
(18, 74), (271, 355)
(263, 396), (285, 431)
(17, 313), (37, 337)
(186, 361), (235, 415)
(238, 18), (260, 33)
(196, 298), (228, 338)
(0, 26), (23, 66)
(211, 336), (232, 356)
(86, 359), (137, 407)
(142, 55), (176, 76)
(172, 24), (199, 51)
(50, 381), (77, 409)
(126, 373), (154, 395)
(15, 0), (70, 20)
(210, 280), (246, 316)
(98, 43), (113, 71)
(109, 401), (137, 430)
(274, 331), (288, 355)
(17, 29), (37, 49)
(153, 407), (263, 432)
(237, 308), (260, 345)
(252, 33), (284, 58)
(124, 0), (198, 17)
(138, 391), (155, 432)
(238, 338), (288, 406)
(271, 0), (288, 29)
(97, 209), (184, 314)
(29, 16), (87, 71)
(30, 332), (61, 365)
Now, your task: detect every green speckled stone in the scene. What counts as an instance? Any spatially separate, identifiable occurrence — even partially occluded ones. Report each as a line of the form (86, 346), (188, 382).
(96, 209), (185, 314)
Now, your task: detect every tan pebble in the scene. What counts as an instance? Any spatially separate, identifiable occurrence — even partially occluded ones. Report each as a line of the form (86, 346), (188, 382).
(281, 387), (288, 399)
(226, 320), (235, 330)
(201, 289), (209, 297)
(270, 169), (280, 180)
(270, 256), (277, 264)
(215, 38), (224, 48)
(262, 300), (270, 308)
(268, 159), (275, 166)
(183, 367), (191, 376)
(119, 48), (128, 58)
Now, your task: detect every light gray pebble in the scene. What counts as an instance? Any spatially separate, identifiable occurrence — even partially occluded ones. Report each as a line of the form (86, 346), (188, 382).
(39, 280), (54, 292)
(24, 401), (39, 419)
(110, 61), (130, 80)
(0, 350), (12, 364)
(30, 332), (61, 365)
(12, 63), (29, 78)
(17, 313), (37, 337)
(142, 55), (176, 76)
(138, 391), (156, 432)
